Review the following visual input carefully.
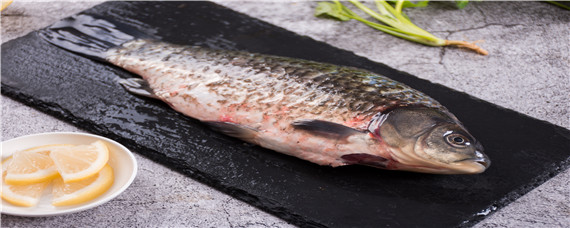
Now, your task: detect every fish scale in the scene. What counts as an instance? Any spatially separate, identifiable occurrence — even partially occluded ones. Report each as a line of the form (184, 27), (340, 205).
(104, 39), (442, 166)
(107, 40), (444, 129)
(39, 14), (490, 173)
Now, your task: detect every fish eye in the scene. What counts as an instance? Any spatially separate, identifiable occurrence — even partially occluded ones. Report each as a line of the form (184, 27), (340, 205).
(445, 133), (469, 147)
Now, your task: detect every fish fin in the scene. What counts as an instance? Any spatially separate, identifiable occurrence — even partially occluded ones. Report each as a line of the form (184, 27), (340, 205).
(38, 14), (154, 61)
(291, 119), (363, 139)
(118, 78), (159, 99)
(341, 154), (389, 168)
(204, 121), (259, 143)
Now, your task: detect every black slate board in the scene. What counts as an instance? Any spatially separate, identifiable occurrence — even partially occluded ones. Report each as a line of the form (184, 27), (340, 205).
(2, 1), (569, 227)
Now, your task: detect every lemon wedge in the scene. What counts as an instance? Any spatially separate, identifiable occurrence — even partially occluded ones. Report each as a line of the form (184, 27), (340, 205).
(1, 0), (13, 11)
(2, 140), (115, 207)
(5, 144), (71, 185)
(52, 164), (114, 206)
(2, 157), (51, 207)
(50, 140), (109, 183)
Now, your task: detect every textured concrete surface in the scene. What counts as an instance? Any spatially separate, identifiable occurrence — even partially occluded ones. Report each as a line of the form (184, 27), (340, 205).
(1, 1), (569, 227)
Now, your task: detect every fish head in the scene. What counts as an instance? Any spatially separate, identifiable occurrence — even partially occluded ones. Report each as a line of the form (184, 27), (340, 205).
(370, 106), (490, 174)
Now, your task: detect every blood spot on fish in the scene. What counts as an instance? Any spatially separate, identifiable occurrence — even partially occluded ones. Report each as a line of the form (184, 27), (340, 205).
(343, 115), (369, 128)
(220, 114), (233, 122)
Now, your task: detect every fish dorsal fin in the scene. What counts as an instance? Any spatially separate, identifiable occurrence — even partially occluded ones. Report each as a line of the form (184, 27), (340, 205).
(341, 154), (389, 168)
(291, 119), (363, 139)
(203, 121), (259, 143)
(118, 78), (159, 99)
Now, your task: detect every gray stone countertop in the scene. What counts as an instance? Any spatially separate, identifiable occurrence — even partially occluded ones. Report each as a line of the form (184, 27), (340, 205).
(1, 1), (568, 227)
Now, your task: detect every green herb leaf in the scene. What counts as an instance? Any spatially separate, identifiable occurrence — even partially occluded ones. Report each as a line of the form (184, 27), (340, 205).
(315, 1), (488, 55)
(315, 2), (352, 21)
(387, 0), (430, 8)
(455, 0), (469, 9)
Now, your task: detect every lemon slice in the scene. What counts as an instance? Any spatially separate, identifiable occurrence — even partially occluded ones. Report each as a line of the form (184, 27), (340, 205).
(4, 144), (71, 185)
(1, 0), (13, 11)
(1, 157), (51, 207)
(52, 164), (114, 206)
(50, 140), (109, 183)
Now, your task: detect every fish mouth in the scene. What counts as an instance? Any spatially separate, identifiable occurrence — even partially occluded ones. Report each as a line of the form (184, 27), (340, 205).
(387, 146), (491, 174)
(471, 158), (490, 169)
(452, 151), (491, 174)
(460, 150), (490, 168)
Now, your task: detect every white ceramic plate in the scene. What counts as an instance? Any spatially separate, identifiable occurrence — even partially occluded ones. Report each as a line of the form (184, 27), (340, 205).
(1, 132), (138, 217)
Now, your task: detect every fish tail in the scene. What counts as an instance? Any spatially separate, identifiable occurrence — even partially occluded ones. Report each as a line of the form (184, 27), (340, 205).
(38, 14), (153, 61)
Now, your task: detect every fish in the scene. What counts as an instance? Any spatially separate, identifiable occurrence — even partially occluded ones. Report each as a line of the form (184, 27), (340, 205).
(39, 14), (490, 174)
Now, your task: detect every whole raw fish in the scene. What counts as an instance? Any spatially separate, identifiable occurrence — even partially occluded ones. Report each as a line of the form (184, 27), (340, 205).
(39, 14), (490, 174)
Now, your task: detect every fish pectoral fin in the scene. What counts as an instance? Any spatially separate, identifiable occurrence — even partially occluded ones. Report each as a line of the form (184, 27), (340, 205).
(291, 119), (363, 139)
(341, 154), (389, 168)
(118, 78), (159, 99)
(204, 121), (259, 143)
